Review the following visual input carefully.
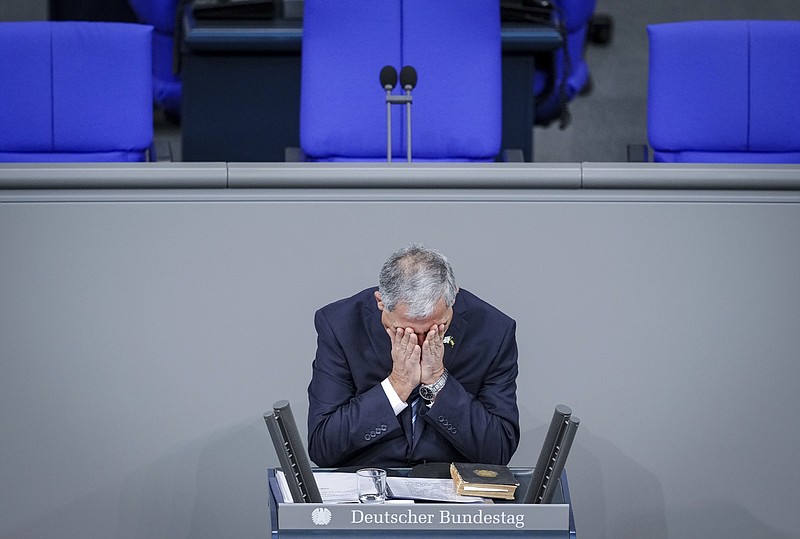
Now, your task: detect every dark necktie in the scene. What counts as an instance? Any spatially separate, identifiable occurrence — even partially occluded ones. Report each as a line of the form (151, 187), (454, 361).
(410, 397), (421, 443)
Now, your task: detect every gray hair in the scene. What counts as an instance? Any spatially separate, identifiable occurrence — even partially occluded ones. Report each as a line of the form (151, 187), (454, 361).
(378, 245), (457, 319)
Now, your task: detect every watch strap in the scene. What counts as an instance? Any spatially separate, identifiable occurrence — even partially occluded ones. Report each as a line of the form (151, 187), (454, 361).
(420, 369), (449, 401)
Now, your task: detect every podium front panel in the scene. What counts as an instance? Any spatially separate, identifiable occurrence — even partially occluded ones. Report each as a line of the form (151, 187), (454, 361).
(268, 468), (575, 538)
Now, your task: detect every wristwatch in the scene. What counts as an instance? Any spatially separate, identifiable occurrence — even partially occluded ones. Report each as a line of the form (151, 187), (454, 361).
(419, 369), (449, 402)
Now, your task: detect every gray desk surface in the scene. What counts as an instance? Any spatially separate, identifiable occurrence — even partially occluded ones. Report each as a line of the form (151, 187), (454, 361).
(183, 16), (562, 53)
(2, 163), (800, 193)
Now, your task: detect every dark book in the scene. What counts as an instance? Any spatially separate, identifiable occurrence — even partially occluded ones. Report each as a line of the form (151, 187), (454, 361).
(450, 462), (520, 500)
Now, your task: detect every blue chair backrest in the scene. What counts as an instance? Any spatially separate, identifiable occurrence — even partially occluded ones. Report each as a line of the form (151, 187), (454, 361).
(300, 0), (501, 161)
(648, 20), (800, 163)
(0, 21), (154, 162)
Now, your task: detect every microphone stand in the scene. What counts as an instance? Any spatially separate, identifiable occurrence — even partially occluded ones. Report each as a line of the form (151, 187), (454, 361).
(399, 66), (417, 163)
(380, 65), (417, 162)
(404, 84), (413, 163)
(386, 86), (394, 162)
(379, 65), (398, 163)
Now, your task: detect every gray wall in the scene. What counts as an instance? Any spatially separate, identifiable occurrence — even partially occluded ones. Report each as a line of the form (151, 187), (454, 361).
(2, 183), (799, 539)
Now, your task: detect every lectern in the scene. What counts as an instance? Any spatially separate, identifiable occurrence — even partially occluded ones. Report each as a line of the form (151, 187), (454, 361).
(267, 467), (577, 538)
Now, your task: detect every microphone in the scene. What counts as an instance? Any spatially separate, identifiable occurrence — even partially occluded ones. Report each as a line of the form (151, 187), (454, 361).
(380, 65), (398, 162)
(399, 65), (417, 162)
(399, 65), (417, 91)
(380, 65), (398, 91)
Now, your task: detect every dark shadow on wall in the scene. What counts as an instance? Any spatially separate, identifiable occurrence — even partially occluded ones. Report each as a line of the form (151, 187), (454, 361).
(187, 422), (274, 538)
(520, 417), (668, 539)
(521, 418), (792, 539)
(70, 420), (274, 539)
(113, 420), (273, 538)
(667, 501), (795, 539)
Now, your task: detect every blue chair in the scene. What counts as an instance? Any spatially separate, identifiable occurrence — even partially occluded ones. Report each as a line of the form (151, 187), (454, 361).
(127, 0), (183, 118)
(299, 0), (502, 162)
(533, 0), (597, 128)
(647, 20), (800, 163)
(0, 21), (155, 162)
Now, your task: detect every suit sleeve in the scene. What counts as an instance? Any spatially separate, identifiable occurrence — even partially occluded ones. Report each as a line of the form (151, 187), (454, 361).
(306, 308), (404, 467)
(420, 320), (520, 464)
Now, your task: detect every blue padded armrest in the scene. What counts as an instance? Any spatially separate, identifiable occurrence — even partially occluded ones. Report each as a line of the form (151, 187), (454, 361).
(300, 0), (402, 160)
(558, 0), (597, 33)
(533, 0), (596, 125)
(403, 0), (501, 160)
(127, 0), (182, 116)
(560, 0), (596, 97)
(127, 0), (178, 33)
(151, 30), (182, 114)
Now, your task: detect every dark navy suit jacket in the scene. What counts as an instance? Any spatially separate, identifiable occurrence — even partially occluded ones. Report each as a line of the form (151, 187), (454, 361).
(307, 287), (520, 468)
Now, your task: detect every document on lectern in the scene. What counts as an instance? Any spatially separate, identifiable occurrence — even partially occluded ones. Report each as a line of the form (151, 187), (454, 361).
(276, 471), (483, 503)
(276, 472), (359, 503)
(386, 477), (484, 503)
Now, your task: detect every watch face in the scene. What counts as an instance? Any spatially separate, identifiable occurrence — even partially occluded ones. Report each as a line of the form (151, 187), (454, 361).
(419, 386), (435, 401)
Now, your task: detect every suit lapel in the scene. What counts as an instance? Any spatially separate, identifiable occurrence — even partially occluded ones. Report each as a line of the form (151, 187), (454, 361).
(412, 295), (468, 452)
(366, 307), (416, 448)
(365, 300), (393, 377)
(442, 293), (468, 369)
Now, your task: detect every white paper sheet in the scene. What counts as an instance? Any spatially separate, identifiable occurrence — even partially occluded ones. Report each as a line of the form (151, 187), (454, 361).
(275, 471), (486, 504)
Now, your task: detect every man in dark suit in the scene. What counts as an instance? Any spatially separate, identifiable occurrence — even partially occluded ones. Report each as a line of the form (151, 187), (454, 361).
(308, 245), (519, 468)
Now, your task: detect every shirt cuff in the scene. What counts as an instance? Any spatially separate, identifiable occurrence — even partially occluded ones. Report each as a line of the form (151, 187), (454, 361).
(381, 377), (408, 416)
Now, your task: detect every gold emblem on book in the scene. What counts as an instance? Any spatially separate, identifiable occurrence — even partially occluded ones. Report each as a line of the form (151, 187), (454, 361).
(474, 469), (498, 478)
